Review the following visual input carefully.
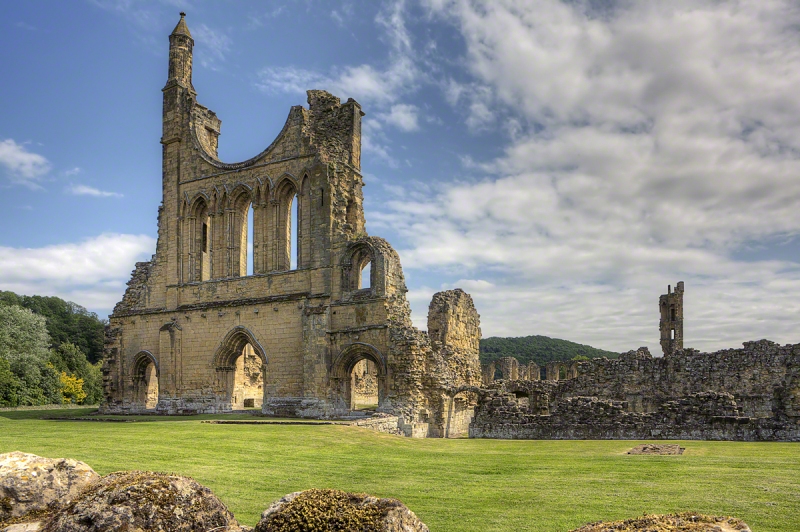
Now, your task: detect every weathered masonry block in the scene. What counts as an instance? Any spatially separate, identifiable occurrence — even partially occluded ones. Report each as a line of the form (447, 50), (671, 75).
(101, 13), (482, 438)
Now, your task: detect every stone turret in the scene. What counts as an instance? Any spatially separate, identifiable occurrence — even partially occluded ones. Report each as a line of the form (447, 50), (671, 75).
(165, 12), (194, 91)
(659, 281), (684, 355)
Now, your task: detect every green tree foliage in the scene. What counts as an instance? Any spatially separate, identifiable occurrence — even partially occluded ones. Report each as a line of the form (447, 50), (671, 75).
(49, 342), (103, 404)
(0, 358), (22, 406)
(480, 335), (618, 367)
(0, 305), (62, 406)
(0, 290), (105, 363)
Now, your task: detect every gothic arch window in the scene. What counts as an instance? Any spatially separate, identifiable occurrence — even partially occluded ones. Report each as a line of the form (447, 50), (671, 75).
(188, 195), (211, 282)
(229, 186), (253, 277)
(275, 178), (299, 271)
(344, 244), (374, 292)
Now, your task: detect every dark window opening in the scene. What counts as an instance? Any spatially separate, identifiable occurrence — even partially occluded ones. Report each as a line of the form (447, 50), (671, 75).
(202, 222), (208, 253)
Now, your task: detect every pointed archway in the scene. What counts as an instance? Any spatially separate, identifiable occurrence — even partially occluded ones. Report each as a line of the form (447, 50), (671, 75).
(330, 343), (387, 414)
(213, 326), (267, 411)
(132, 351), (159, 411)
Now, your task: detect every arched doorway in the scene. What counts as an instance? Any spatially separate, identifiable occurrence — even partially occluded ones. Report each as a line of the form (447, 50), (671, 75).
(213, 327), (267, 411)
(132, 351), (159, 411)
(331, 343), (386, 414)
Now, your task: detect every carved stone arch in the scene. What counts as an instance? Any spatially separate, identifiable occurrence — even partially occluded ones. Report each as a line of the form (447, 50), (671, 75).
(331, 342), (387, 379)
(341, 239), (380, 294)
(186, 193), (212, 282)
(257, 175), (275, 204)
(131, 350), (159, 410)
(331, 342), (387, 413)
(189, 192), (211, 217)
(213, 326), (267, 370)
(229, 183), (254, 208)
(132, 350), (159, 380)
(273, 173), (299, 201)
(223, 184), (255, 277)
(273, 174), (300, 271)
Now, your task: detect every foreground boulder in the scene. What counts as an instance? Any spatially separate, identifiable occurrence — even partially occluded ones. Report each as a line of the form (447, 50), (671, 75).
(255, 489), (429, 532)
(0, 451), (99, 525)
(571, 512), (751, 531)
(42, 471), (244, 532)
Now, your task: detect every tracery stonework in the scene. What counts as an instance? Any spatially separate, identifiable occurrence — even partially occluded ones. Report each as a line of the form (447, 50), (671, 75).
(101, 14), (482, 438)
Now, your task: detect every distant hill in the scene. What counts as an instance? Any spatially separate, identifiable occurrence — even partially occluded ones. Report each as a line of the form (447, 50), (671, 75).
(480, 335), (618, 367)
(0, 291), (105, 364)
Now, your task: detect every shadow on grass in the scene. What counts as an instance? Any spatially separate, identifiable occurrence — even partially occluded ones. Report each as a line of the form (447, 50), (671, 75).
(0, 407), (345, 423)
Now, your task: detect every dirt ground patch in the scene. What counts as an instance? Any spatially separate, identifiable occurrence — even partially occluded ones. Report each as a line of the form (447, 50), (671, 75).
(571, 512), (750, 531)
(627, 444), (685, 455)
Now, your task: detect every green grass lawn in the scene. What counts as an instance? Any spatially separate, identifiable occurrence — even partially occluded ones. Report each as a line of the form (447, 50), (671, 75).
(1, 408), (798, 531)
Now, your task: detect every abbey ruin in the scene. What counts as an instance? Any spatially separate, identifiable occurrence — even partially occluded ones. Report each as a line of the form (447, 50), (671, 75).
(101, 14), (482, 438)
(104, 15), (799, 441)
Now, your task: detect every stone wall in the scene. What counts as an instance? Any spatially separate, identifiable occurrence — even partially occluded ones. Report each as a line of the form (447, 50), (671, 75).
(471, 340), (800, 441)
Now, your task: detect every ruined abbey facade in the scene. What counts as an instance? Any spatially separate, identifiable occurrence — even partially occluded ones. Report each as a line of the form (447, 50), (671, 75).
(101, 14), (482, 437)
(103, 15), (799, 442)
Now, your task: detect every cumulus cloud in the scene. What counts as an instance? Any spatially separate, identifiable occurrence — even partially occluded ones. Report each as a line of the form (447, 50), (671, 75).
(66, 184), (123, 198)
(0, 233), (156, 316)
(377, 0), (800, 352)
(0, 139), (51, 188)
(378, 104), (420, 132)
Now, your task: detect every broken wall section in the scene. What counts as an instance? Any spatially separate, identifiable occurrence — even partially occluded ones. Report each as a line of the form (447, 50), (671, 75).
(469, 340), (800, 441)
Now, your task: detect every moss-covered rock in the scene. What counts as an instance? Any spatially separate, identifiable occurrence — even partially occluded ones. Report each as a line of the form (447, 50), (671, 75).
(255, 489), (428, 532)
(42, 471), (244, 532)
(571, 512), (751, 532)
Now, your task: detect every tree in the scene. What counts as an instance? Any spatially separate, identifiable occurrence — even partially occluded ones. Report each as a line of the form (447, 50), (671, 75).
(0, 305), (62, 405)
(0, 358), (22, 407)
(59, 371), (87, 404)
(0, 291), (105, 363)
(50, 342), (103, 405)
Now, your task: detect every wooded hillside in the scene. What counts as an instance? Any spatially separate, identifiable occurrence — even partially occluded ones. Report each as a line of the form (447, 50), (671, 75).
(480, 335), (618, 366)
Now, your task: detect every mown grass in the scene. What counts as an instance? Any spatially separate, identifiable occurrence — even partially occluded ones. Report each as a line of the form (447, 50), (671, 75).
(1, 408), (798, 531)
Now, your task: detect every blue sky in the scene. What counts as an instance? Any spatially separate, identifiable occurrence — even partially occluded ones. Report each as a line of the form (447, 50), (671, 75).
(2, 0), (800, 354)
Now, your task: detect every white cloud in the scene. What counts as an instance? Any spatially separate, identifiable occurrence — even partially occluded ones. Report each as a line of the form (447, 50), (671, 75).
(63, 167), (81, 176)
(0, 139), (51, 188)
(193, 23), (231, 70)
(378, 104), (420, 132)
(67, 184), (123, 198)
(375, 0), (800, 353)
(0, 234), (156, 316)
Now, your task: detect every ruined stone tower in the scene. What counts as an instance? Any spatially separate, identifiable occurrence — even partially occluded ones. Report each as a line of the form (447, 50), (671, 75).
(101, 14), (482, 437)
(659, 281), (684, 355)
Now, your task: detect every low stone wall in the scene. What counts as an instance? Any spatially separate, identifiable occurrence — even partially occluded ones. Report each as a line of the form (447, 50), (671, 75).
(351, 415), (402, 435)
(470, 392), (800, 441)
(472, 340), (800, 441)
